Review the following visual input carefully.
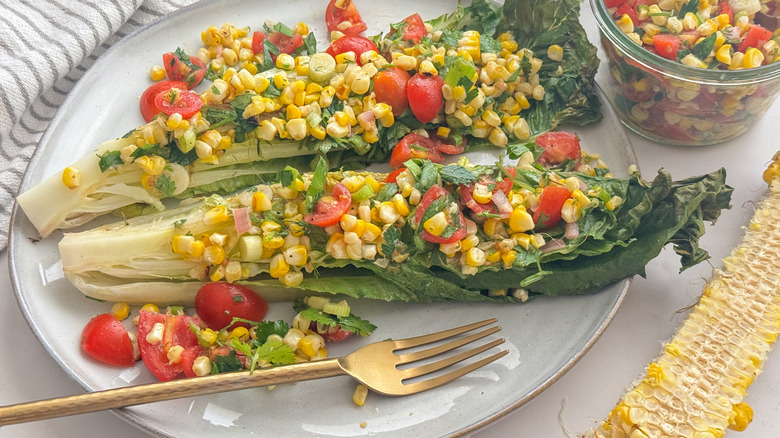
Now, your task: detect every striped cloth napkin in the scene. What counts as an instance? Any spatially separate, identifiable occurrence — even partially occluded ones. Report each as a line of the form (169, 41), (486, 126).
(0, 0), (199, 251)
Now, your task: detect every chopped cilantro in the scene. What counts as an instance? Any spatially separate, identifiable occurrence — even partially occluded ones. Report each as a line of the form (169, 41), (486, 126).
(97, 150), (123, 172)
(212, 351), (244, 373)
(440, 164), (478, 185)
(252, 320), (290, 343)
(155, 174), (176, 197)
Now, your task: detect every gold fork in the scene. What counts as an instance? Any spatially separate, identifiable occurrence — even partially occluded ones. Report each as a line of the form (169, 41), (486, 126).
(0, 318), (506, 426)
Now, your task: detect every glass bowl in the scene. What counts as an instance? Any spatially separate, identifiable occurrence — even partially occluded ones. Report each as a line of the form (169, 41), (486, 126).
(591, 0), (780, 146)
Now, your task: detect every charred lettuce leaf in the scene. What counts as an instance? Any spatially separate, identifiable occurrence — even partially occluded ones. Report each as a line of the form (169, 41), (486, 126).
(496, 0), (602, 134)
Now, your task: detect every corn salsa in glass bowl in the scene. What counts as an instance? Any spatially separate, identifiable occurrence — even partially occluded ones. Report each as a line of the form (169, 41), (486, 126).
(592, 0), (780, 146)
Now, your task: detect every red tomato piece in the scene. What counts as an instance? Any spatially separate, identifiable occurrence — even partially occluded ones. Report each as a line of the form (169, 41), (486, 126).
(373, 67), (411, 115)
(391, 13), (428, 44)
(140, 80), (189, 122)
(615, 4), (638, 25)
(407, 73), (444, 123)
(304, 183), (352, 227)
(252, 31), (265, 55)
(718, 1), (733, 23)
(534, 131), (582, 168)
(267, 31), (304, 55)
(389, 133), (442, 168)
(195, 283), (269, 330)
(154, 87), (204, 119)
(162, 51), (206, 89)
(739, 25), (773, 53)
(310, 321), (353, 342)
(460, 168), (516, 215)
(137, 311), (201, 381)
(80, 313), (136, 367)
(324, 35), (379, 65)
(325, 0), (367, 36)
(533, 185), (572, 228)
(653, 34), (683, 60)
(431, 136), (465, 155)
(179, 345), (206, 378)
(604, 0), (627, 7)
(414, 185), (467, 244)
(385, 167), (406, 183)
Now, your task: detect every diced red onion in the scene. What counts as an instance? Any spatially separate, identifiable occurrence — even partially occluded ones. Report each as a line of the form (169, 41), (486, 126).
(233, 207), (251, 235)
(491, 190), (513, 217)
(541, 238), (566, 253)
(565, 221), (579, 240)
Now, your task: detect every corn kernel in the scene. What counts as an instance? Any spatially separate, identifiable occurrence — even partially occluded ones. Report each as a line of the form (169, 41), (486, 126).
(110, 302), (131, 320)
(62, 167), (81, 189)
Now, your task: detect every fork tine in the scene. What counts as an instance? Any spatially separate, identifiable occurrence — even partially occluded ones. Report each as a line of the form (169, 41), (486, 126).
(400, 338), (505, 380)
(401, 350), (509, 394)
(392, 318), (498, 350)
(396, 326), (500, 364)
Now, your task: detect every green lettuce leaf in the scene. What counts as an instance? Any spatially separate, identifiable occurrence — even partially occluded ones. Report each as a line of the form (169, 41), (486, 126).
(497, 0), (602, 134)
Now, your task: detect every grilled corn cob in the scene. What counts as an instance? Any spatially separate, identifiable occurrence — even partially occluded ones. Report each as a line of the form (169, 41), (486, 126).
(582, 154), (780, 438)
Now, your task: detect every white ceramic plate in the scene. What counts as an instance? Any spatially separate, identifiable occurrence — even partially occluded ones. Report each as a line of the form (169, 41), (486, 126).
(9, 0), (636, 436)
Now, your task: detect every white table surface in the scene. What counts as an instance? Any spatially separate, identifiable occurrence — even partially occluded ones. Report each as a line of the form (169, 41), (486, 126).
(3, 4), (780, 438)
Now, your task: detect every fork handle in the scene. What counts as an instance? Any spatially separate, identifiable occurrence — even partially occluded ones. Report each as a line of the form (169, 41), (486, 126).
(0, 358), (345, 426)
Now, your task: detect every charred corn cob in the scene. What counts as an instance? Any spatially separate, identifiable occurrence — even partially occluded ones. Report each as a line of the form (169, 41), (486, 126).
(582, 154), (780, 438)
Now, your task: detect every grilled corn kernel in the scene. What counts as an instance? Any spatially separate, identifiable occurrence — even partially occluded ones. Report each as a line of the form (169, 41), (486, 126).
(353, 384), (369, 406)
(509, 205), (534, 233)
(424, 212), (449, 236)
(465, 247), (486, 267)
(203, 205), (230, 225)
(269, 253), (290, 278)
(110, 302), (131, 320)
(62, 167), (81, 189)
(547, 44), (564, 62)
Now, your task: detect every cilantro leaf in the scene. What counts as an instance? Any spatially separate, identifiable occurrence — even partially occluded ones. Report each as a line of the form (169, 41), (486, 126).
(212, 351), (244, 373)
(97, 150), (123, 172)
(255, 338), (296, 365)
(440, 164), (478, 185)
(155, 173), (176, 197)
(252, 320), (290, 343)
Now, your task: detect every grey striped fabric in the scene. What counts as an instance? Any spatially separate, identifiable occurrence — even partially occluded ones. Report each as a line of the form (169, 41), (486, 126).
(0, 0), (200, 251)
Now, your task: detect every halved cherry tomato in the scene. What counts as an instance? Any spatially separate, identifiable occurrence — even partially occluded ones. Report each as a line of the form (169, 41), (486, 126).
(535, 131), (582, 168)
(325, 0), (367, 36)
(267, 31), (304, 55)
(414, 185), (467, 244)
(407, 73), (444, 123)
(162, 51), (206, 89)
(533, 185), (571, 228)
(80, 313), (137, 367)
(195, 283), (269, 330)
(652, 34), (683, 60)
(390, 134), (442, 168)
(140, 80), (189, 122)
(154, 87), (204, 119)
(373, 67), (410, 115)
(325, 35), (378, 65)
(137, 311), (201, 381)
(389, 133), (464, 168)
(385, 167), (406, 183)
(304, 183), (352, 227)
(739, 25), (773, 53)
(390, 13), (428, 44)
(251, 31), (265, 55)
